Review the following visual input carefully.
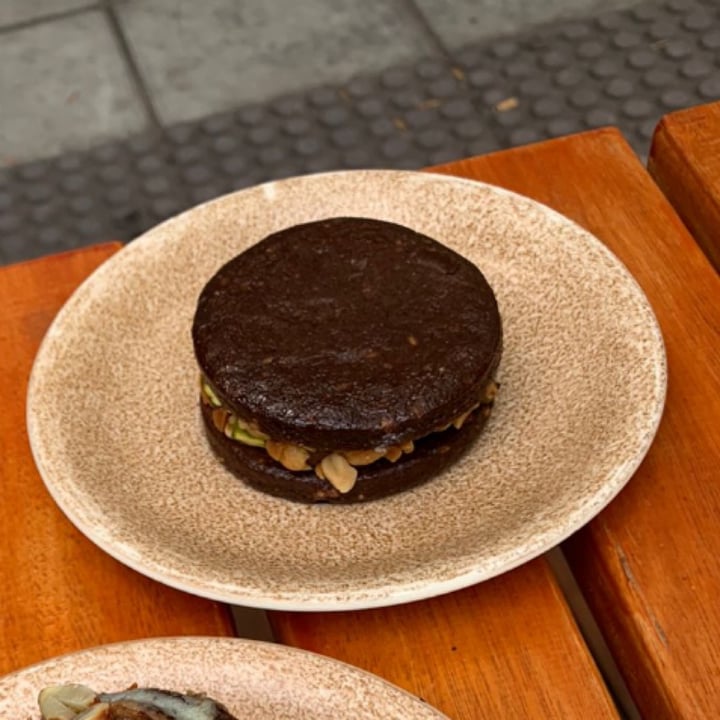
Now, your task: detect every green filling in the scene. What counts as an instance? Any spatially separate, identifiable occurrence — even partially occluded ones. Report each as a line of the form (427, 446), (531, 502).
(230, 423), (266, 447)
(201, 377), (267, 447)
(201, 380), (222, 407)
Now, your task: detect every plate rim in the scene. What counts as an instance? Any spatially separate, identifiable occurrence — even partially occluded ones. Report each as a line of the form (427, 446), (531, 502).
(26, 168), (667, 611)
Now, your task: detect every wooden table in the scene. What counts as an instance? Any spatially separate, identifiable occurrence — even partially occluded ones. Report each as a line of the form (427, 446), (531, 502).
(648, 99), (720, 273)
(2, 124), (719, 718)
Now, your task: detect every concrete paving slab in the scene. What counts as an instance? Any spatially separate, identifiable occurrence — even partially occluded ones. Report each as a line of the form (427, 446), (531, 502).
(0, 10), (149, 165)
(115, 0), (439, 124)
(0, 0), (93, 27)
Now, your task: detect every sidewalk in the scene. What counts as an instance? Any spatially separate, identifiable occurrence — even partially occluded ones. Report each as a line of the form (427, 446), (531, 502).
(1, 0), (719, 263)
(1, 0), (667, 164)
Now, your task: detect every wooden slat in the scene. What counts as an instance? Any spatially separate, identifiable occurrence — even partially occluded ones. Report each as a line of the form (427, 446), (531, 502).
(648, 100), (720, 272)
(428, 128), (720, 718)
(0, 244), (235, 676)
(270, 558), (618, 719)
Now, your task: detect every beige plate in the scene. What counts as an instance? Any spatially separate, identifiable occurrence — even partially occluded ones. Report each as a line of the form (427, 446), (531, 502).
(27, 170), (666, 610)
(0, 637), (446, 718)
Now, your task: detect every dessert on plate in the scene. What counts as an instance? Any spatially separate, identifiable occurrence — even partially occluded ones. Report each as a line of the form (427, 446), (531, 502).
(192, 217), (502, 503)
(38, 684), (238, 720)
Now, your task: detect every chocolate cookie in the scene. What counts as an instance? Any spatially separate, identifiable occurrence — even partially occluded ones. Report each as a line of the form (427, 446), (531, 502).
(192, 217), (502, 503)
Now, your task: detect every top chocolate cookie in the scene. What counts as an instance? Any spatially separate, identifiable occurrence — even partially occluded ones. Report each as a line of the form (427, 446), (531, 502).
(192, 217), (502, 453)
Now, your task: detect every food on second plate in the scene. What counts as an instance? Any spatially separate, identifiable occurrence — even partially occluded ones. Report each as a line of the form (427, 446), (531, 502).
(192, 216), (502, 503)
(38, 684), (239, 720)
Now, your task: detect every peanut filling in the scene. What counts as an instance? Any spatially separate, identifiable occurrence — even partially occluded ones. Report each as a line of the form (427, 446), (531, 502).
(200, 376), (498, 494)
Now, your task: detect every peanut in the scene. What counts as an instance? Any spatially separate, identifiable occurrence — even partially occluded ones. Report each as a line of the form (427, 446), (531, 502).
(320, 453), (358, 493)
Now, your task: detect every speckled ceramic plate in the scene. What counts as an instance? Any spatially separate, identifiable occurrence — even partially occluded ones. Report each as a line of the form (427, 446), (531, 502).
(27, 170), (666, 610)
(0, 637), (445, 718)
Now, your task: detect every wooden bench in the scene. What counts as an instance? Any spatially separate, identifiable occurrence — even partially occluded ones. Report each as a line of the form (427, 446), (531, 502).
(5, 123), (719, 717)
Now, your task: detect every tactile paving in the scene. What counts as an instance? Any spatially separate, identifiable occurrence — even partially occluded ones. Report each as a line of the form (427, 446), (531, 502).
(1, 0), (719, 263)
